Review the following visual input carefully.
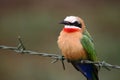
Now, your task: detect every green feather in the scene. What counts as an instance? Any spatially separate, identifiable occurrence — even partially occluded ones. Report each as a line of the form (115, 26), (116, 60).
(81, 29), (99, 80)
(81, 28), (97, 61)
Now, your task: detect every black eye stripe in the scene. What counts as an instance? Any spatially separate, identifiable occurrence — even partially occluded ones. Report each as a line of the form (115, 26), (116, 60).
(60, 21), (82, 28)
(69, 21), (82, 28)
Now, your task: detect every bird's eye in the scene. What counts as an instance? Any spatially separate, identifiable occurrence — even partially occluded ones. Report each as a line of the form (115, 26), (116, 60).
(73, 21), (82, 28)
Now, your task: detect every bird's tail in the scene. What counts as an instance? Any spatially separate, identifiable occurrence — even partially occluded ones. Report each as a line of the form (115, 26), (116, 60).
(71, 61), (99, 80)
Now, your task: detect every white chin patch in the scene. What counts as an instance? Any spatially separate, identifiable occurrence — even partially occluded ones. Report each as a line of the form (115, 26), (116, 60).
(65, 25), (80, 29)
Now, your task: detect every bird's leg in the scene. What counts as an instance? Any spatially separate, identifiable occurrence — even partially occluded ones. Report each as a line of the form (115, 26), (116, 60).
(60, 56), (66, 70)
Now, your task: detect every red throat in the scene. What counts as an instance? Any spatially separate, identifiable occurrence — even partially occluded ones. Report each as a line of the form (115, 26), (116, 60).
(63, 27), (80, 33)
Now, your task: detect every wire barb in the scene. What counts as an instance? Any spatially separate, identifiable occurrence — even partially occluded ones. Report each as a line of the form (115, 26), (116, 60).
(0, 37), (120, 70)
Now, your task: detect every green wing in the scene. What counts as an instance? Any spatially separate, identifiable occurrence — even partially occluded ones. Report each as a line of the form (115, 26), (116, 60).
(83, 28), (93, 42)
(81, 29), (97, 61)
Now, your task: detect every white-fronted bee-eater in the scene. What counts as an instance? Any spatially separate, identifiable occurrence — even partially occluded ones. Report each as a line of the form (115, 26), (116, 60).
(57, 16), (99, 80)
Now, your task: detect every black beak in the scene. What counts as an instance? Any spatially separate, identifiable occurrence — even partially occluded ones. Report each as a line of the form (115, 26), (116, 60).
(59, 21), (69, 25)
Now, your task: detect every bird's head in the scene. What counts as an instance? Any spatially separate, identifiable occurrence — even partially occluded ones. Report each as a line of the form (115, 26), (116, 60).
(60, 16), (85, 33)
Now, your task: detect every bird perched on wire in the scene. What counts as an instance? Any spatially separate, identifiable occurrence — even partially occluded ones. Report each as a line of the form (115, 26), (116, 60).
(57, 16), (99, 80)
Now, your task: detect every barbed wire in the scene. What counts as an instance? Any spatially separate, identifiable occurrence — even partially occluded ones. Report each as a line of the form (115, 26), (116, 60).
(0, 37), (120, 70)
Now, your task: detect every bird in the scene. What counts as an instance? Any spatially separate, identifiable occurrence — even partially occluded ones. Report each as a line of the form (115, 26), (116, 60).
(57, 16), (99, 80)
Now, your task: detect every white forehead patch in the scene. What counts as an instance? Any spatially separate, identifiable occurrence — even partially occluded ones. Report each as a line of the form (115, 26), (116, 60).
(64, 16), (78, 23)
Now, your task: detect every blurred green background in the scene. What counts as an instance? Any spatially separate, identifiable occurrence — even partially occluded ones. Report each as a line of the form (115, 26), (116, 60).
(0, 0), (120, 80)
